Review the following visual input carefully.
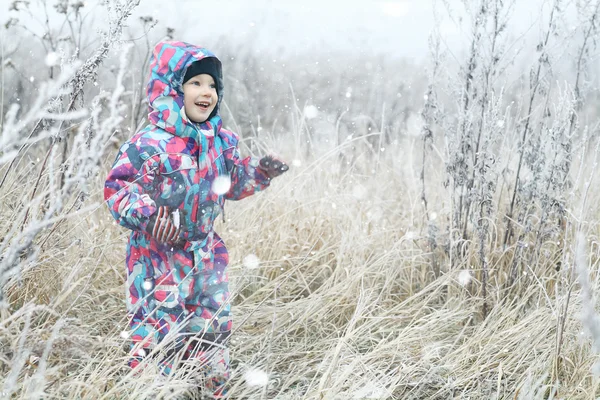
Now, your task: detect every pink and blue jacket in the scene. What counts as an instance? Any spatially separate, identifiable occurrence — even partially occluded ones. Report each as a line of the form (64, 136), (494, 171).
(104, 41), (270, 351)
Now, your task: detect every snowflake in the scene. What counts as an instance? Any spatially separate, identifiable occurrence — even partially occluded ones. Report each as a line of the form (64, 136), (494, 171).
(212, 175), (231, 195)
(142, 280), (153, 290)
(458, 270), (471, 286)
(304, 105), (319, 120)
(45, 52), (59, 67)
(243, 254), (260, 269)
(244, 368), (269, 387)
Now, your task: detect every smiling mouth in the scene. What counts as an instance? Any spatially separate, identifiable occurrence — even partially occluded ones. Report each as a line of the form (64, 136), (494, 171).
(195, 102), (210, 110)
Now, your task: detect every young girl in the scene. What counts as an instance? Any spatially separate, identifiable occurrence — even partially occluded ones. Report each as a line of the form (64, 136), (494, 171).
(104, 41), (288, 397)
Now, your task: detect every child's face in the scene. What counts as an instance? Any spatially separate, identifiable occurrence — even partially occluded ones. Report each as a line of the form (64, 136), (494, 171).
(183, 74), (218, 123)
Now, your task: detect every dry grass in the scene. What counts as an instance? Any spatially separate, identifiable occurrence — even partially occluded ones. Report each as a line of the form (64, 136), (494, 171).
(2, 1), (600, 398)
(1, 131), (599, 399)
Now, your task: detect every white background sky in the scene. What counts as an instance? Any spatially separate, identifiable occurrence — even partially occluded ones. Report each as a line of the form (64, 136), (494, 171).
(136, 0), (556, 61)
(0, 0), (564, 63)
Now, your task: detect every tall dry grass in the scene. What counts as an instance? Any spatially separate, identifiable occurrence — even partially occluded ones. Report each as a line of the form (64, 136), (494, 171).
(2, 0), (600, 399)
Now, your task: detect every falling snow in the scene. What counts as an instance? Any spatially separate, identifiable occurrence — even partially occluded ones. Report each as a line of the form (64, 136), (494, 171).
(1, 1), (596, 397)
(243, 254), (260, 269)
(212, 175), (232, 195)
(244, 368), (269, 387)
(304, 105), (319, 119)
(142, 280), (153, 290)
(458, 270), (472, 286)
(45, 52), (59, 66)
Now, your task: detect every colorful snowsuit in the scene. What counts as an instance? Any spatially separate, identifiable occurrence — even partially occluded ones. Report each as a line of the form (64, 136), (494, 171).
(104, 41), (270, 391)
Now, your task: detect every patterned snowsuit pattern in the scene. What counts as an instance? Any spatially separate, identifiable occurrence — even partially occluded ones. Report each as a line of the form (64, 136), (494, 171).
(104, 41), (270, 392)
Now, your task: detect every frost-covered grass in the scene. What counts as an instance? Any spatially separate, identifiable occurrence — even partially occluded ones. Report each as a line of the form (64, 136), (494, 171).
(3, 0), (600, 399)
(1, 131), (600, 399)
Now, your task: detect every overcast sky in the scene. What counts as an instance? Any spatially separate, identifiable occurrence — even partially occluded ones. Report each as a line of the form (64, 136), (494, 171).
(0, 0), (565, 63)
(136, 0), (557, 61)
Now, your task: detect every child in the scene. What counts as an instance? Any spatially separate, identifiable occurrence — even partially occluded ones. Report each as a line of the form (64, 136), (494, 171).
(104, 41), (288, 397)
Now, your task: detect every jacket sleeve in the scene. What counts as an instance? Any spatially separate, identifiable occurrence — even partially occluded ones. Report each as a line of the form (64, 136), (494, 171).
(225, 145), (271, 201)
(104, 142), (158, 231)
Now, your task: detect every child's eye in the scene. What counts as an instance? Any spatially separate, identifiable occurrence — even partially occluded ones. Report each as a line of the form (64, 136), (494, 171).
(210, 84), (216, 89)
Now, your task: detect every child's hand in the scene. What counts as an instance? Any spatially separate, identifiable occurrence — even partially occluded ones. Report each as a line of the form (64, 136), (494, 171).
(147, 206), (181, 243)
(258, 155), (289, 179)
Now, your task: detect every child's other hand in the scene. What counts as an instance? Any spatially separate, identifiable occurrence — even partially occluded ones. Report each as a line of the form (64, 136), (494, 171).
(258, 155), (289, 179)
(147, 206), (181, 243)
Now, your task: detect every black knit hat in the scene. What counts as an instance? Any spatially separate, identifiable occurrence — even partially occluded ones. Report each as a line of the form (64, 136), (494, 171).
(183, 57), (220, 94)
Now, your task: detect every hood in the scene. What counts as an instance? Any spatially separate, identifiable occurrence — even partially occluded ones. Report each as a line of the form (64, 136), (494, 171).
(146, 41), (224, 138)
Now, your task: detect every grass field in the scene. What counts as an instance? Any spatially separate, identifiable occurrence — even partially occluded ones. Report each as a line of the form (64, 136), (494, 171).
(1, 130), (599, 398)
(2, 0), (600, 398)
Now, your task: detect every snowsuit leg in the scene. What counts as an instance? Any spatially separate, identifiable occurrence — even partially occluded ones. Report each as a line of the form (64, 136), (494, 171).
(125, 232), (232, 397)
(125, 232), (197, 370)
(184, 234), (232, 396)
(184, 344), (230, 397)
